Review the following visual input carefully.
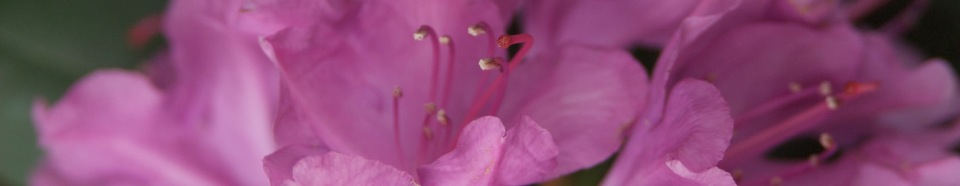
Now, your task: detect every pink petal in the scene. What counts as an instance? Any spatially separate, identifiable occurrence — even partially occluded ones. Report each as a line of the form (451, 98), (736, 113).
(496, 117), (559, 185)
(259, 0), (510, 169)
(660, 79), (734, 172)
(524, 0), (703, 47)
(604, 79), (734, 185)
(498, 45), (647, 176)
(419, 116), (559, 185)
(264, 144), (330, 186)
(286, 152), (416, 186)
(418, 117), (507, 185)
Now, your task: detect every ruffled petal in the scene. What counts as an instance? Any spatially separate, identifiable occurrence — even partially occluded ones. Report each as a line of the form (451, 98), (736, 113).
(604, 79), (734, 185)
(418, 116), (506, 185)
(264, 144), (331, 186)
(495, 117), (559, 185)
(285, 152), (416, 186)
(419, 116), (559, 185)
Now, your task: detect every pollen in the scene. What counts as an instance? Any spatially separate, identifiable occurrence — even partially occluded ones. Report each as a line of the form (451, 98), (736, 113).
(824, 96), (839, 110)
(436, 109), (449, 125)
(393, 87), (403, 98)
(819, 133), (835, 149)
(439, 35), (451, 45)
(468, 24), (486, 36)
(478, 58), (503, 71)
(414, 31), (427, 40)
(819, 81), (832, 95)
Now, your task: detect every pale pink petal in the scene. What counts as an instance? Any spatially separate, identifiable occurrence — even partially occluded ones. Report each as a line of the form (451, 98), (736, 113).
(264, 144), (330, 186)
(418, 116), (507, 185)
(286, 152), (416, 186)
(496, 117), (559, 185)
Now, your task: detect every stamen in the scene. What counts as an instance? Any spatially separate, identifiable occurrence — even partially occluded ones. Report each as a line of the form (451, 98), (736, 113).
(436, 109), (449, 125)
(439, 36), (450, 44)
(819, 81), (832, 95)
(392, 87), (405, 164)
(819, 133), (835, 149)
(424, 103), (437, 114)
(824, 96), (839, 110)
(468, 22), (497, 58)
(479, 58), (504, 71)
(440, 35), (457, 109)
(468, 24), (487, 36)
(462, 34), (535, 125)
(414, 26), (443, 103)
(770, 177), (783, 186)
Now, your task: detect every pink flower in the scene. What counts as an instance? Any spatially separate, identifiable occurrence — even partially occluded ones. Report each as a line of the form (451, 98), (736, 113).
(641, 0), (960, 185)
(248, 0), (647, 184)
(31, 0), (279, 185)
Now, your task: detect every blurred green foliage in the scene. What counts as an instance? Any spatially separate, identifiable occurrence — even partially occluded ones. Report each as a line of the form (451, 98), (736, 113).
(0, 0), (167, 184)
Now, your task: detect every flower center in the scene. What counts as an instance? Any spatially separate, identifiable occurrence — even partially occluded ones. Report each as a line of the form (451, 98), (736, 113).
(392, 22), (534, 166)
(723, 81), (878, 184)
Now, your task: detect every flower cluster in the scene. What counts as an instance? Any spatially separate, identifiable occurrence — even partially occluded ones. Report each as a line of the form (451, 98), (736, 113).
(29, 0), (960, 185)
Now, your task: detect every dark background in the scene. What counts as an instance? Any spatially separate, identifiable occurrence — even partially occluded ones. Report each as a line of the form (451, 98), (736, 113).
(0, 0), (957, 185)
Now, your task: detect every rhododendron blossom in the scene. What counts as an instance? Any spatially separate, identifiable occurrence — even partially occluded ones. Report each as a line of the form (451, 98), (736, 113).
(248, 0), (646, 185)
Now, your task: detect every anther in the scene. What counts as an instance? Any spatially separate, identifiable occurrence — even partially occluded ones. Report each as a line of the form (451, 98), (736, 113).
(479, 58), (504, 71)
(819, 133), (835, 149)
(789, 82), (802, 93)
(819, 81), (832, 95)
(439, 36), (451, 45)
(424, 103), (437, 114)
(824, 96), (839, 110)
(436, 109), (449, 125)
(393, 87), (403, 98)
(468, 24), (487, 36)
(414, 29), (428, 40)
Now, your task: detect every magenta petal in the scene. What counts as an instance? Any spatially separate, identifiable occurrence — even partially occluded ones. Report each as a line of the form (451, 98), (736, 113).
(285, 152), (416, 186)
(263, 144), (330, 186)
(496, 117), (559, 185)
(418, 116), (507, 185)
(499, 45), (647, 176)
